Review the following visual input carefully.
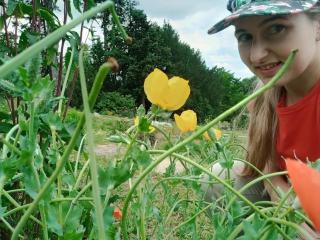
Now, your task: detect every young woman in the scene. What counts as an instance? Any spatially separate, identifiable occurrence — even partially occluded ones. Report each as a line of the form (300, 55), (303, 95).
(202, 0), (320, 237)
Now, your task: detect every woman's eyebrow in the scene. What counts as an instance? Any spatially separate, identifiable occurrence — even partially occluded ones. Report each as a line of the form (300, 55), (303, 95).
(258, 15), (289, 27)
(234, 15), (289, 36)
(234, 29), (245, 36)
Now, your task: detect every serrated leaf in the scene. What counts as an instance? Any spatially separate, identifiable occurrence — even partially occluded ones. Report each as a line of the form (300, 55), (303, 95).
(38, 8), (57, 30)
(242, 220), (257, 239)
(131, 147), (151, 169)
(136, 104), (145, 118)
(0, 79), (21, 93)
(45, 111), (63, 131)
(0, 207), (7, 218)
(22, 166), (38, 199)
(66, 0), (73, 19)
(19, 3), (33, 16)
(63, 203), (83, 233)
(46, 204), (63, 236)
(73, 0), (81, 13)
(7, 0), (18, 16)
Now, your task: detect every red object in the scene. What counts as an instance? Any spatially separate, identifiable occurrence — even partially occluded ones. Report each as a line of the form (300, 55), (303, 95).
(285, 159), (320, 232)
(113, 207), (122, 220)
(276, 80), (320, 170)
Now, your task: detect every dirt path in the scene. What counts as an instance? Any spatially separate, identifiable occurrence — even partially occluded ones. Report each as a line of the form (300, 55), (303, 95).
(94, 144), (184, 174)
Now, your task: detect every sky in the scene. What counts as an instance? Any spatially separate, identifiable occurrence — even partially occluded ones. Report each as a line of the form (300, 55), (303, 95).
(136, 0), (253, 79)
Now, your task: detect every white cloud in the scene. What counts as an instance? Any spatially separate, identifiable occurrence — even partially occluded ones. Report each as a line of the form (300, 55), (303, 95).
(137, 1), (254, 79)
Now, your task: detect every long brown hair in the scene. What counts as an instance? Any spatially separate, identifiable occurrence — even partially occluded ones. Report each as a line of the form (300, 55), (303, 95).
(242, 81), (282, 177)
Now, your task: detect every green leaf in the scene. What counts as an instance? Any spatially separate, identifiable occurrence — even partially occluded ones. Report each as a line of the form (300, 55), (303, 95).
(137, 116), (151, 133)
(87, 0), (95, 11)
(131, 146), (151, 169)
(0, 112), (11, 121)
(63, 203), (84, 233)
(242, 220), (257, 239)
(0, 17), (4, 31)
(45, 111), (63, 131)
(18, 3), (33, 16)
(0, 79), (21, 93)
(37, 9), (58, 30)
(0, 207), (7, 218)
(22, 166), (38, 199)
(7, 0), (18, 16)
(61, 230), (84, 240)
(46, 204), (63, 236)
(67, 31), (81, 50)
(66, 0), (73, 19)
(0, 122), (13, 133)
(73, 0), (81, 13)
(136, 104), (145, 118)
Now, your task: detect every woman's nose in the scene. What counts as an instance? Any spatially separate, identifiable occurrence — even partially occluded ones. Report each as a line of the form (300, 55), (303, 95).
(250, 40), (269, 65)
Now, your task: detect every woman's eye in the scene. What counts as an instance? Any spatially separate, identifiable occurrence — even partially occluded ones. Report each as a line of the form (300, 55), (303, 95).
(237, 33), (252, 43)
(268, 24), (286, 35)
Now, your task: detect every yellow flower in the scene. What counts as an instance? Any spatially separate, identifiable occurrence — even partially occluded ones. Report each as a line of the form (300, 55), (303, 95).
(203, 128), (222, 141)
(144, 68), (190, 111)
(134, 116), (155, 133)
(174, 110), (197, 133)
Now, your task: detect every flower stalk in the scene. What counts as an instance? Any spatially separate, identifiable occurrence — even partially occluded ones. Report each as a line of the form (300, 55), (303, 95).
(121, 49), (298, 239)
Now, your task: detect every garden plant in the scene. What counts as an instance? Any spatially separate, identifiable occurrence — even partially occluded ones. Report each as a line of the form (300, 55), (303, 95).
(0, 0), (320, 239)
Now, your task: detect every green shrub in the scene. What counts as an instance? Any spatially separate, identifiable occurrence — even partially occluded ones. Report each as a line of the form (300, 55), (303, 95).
(95, 91), (136, 117)
(64, 107), (82, 124)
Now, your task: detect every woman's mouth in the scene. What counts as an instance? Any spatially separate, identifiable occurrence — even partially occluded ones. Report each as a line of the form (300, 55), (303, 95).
(256, 62), (283, 78)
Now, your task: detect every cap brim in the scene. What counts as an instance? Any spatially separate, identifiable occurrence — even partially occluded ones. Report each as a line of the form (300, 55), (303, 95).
(208, 0), (320, 34)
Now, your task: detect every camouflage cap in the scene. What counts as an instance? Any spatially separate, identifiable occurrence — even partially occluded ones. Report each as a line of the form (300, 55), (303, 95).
(208, 0), (320, 34)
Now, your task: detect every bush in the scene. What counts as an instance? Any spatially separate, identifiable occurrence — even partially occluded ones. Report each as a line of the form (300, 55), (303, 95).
(95, 91), (136, 117)
(64, 107), (82, 124)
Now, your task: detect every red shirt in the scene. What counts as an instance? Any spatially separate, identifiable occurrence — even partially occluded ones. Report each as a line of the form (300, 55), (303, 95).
(276, 80), (320, 170)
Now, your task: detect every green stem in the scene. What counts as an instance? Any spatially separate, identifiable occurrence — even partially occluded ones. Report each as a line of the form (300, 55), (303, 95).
(151, 176), (216, 193)
(226, 171), (287, 210)
(79, 48), (105, 240)
(0, 137), (21, 156)
(227, 208), (290, 240)
(122, 150), (267, 239)
(165, 200), (213, 238)
(1, 124), (19, 159)
(63, 181), (92, 225)
(11, 61), (114, 240)
(0, 1), (128, 79)
(272, 187), (294, 217)
(74, 134), (86, 176)
(74, 159), (90, 190)
(267, 218), (314, 240)
(233, 158), (280, 197)
(120, 50), (297, 239)
(52, 128), (63, 235)
(122, 130), (139, 161)
(138, 181), (146, 240)
(58, 47), (75, 116)
(51, 197), (93, 203)
(29, 103), (49, 240)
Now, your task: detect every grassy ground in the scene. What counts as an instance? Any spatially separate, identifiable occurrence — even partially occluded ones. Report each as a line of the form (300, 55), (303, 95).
(68, 110), (249, 239)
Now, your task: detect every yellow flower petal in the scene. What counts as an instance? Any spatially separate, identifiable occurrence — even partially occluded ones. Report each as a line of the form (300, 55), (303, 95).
(213, 128), (222, 140)
(149, 126), (155, 133)
(203, 131), (210, 140)
(203, 128), (222, 141)
(162, 77), (190, 111)
(174, 110), (197, 133)
(134, 116), (139, 126)
(144, 68), (168, 107)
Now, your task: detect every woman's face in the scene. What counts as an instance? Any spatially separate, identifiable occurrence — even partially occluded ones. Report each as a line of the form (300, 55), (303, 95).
(233, 13), (320, 87)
